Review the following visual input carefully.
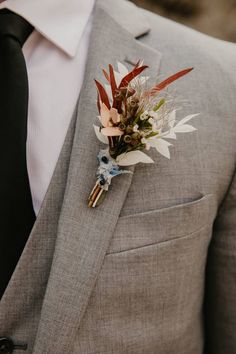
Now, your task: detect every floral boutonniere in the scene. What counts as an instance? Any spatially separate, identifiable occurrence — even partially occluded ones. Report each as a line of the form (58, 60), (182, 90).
(88, 61), (198, 208)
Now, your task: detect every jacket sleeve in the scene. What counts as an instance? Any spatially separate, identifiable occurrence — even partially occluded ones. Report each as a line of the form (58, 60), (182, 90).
(204, 168), (236, 353)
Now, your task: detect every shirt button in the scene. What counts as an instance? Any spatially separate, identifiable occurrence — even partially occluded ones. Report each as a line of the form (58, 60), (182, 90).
(0, 337), (14, 354)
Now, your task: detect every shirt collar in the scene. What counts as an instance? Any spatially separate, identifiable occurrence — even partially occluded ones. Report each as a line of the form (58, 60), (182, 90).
(0, 0), (95, 57)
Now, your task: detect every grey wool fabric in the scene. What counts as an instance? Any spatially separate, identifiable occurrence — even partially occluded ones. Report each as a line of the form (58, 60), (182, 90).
(0, 0), (236, 353)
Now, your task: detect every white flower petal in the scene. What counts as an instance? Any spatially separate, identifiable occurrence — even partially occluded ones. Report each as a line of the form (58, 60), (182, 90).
(93, 125), (109, 144)
(117, 62), (129, 76)
(149, 111), (159, 120)
(176, 113), (199, 126)
(168, 110), (177, 128)
(148, 138), (172, 159)
(173, 124), (197, 133)
(148, 118), (154, 125)
(134, 76), (150, 86)
(116, 150), (154, 166)
(162, 131), (177, 139)
(140, 76), (149, 84)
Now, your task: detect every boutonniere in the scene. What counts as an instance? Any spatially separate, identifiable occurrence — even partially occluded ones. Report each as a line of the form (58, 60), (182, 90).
(88, 61), (198, 208)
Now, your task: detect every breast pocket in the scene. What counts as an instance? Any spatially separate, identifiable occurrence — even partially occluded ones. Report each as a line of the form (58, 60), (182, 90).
(108, 194), (217, 254)
(83, 194), (218, 353)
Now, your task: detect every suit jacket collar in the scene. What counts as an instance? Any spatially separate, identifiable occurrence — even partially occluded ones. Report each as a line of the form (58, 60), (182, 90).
(98, 0), (151, 38)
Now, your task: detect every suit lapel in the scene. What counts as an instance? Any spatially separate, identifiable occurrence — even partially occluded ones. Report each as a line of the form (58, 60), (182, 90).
(33, 1), (162, 352)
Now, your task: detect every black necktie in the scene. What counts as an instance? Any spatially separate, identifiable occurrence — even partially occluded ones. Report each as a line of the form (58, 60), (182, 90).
(0, 9), (36, 299)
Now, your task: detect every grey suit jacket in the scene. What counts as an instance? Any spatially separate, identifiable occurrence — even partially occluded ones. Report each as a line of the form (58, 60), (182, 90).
(0, 0), (235, 353)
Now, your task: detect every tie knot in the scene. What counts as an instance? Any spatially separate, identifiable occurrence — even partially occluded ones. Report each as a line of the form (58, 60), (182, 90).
(0, 9), (33, 47)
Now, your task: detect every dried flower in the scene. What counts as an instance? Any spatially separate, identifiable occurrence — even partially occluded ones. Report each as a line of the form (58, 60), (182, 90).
(89, 61), (198, 207)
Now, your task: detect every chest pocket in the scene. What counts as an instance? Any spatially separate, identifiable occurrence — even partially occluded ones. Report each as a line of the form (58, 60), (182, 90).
(107, 194), (217, 254)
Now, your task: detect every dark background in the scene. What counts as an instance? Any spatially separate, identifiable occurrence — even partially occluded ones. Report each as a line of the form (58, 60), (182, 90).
(130, 0), (236, 42)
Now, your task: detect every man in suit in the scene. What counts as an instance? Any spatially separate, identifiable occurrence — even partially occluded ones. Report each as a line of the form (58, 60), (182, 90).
(0, 0), (235, 353)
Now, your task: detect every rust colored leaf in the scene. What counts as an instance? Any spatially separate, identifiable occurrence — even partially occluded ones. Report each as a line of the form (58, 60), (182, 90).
(119, 65), (148, 88)
(97, 92), (101, 112)
(109, 64), (118, 108)
(102, 69), (110, 83)
(148, 68), (193, 95)
(95, 79), (111, 109)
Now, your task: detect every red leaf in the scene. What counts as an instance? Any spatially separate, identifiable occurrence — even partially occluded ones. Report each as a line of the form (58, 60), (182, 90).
(97, 92), (101, 112)
(102, 69), (110, 83)
(95, 79), (111, 109)
(148, 68), (193, 95)
(119, 65), (148, 88)
(109, 64), (118, 108)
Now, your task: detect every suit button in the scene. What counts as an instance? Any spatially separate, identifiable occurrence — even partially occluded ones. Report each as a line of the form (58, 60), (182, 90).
(0, 337), (14, 354)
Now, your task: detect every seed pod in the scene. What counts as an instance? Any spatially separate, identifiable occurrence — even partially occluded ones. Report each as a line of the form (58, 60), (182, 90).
(129, 97), (139, 108)
(132, 132), (140, 140)
(126, 125), (134, 134)
(124, 135), (132, 143)
(119, 123), (127, 131)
